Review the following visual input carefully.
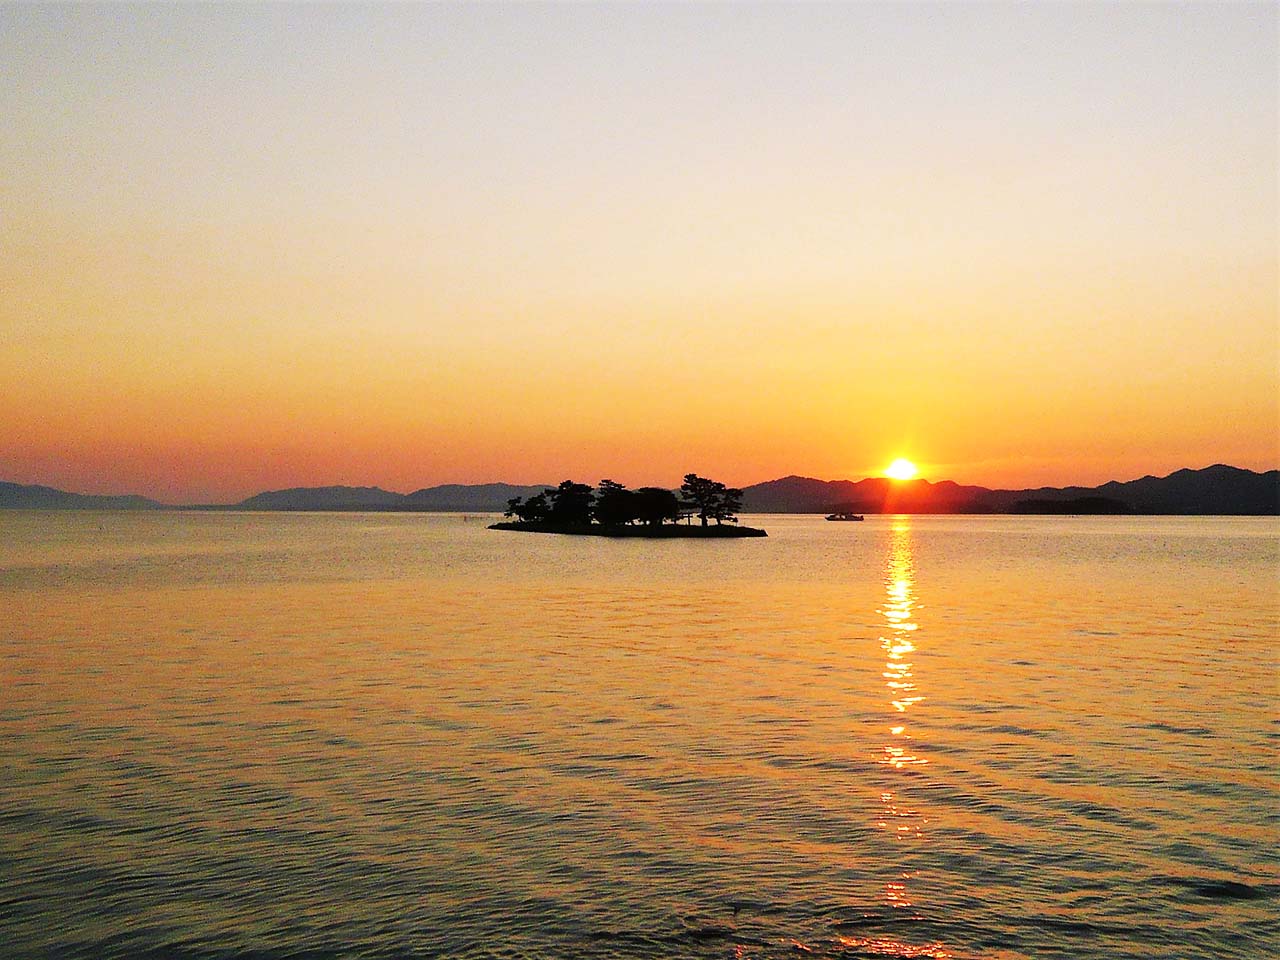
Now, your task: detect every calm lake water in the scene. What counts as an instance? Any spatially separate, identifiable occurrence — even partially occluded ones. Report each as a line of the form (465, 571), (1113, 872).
(1, 512), (1276, 959)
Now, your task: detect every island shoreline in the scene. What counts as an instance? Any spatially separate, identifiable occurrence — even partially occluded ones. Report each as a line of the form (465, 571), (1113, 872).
(488, 521), (767, 538)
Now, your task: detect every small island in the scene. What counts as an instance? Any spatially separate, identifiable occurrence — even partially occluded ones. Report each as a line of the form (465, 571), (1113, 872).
(489, 474), (767, 537)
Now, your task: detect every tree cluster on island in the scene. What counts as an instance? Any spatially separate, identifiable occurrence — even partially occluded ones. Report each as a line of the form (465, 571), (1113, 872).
(500, 474), (747, 531)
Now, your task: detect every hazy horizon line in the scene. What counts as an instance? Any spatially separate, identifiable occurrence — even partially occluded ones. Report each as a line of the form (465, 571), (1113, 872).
(6, 461), (1275, 508)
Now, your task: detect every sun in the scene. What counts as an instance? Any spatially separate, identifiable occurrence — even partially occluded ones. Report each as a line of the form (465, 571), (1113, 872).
(885, 458), (919, 481)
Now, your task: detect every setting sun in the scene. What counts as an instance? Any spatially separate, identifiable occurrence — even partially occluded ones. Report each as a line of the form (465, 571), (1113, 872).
(886, 459), (919, 481)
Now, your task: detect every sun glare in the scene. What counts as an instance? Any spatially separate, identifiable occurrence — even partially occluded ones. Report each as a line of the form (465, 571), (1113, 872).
(886, 459), (919, 481)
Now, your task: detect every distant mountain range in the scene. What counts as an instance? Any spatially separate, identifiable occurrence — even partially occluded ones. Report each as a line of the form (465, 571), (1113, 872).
(0, 481), (163, 511)
(1, 465), (1276, 515)
(739, 464), (1279, 515)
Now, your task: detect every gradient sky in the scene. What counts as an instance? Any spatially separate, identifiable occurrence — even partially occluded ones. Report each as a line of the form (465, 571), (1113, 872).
(2, 2), (1276, 503)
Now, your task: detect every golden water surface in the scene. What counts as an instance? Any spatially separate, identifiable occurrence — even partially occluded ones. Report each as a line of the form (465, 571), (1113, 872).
(1, 512), (1276, 959)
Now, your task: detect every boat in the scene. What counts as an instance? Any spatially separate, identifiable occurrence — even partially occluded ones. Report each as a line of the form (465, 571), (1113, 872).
(825, 512), (864, 521)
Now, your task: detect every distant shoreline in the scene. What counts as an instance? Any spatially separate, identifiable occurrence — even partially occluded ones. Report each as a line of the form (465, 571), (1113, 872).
(2, 465), (1277, 515)
(0, 506), (1277, 519)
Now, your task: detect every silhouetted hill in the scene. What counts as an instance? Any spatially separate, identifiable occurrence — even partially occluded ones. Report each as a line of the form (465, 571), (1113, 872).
(983, 464), (1279, 515)
(741, 466), (1278, 515)
(1102, 464), (1278, 515)
(236, 486), (407, 510)
(741, 475), (993, 513)
(0, 481), (161, 510)
(405, 483), (551, 511)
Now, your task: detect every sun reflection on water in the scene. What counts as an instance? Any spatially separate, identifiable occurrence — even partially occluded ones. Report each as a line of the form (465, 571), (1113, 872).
(880, 521), (927, 773)
(876, 519), (930, 915)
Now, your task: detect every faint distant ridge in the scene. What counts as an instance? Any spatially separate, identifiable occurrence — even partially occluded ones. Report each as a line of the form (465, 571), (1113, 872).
(0, 481), (161, 510)
(237, 485), (408, 510)
(740, 464), (1279, 515)
(405, 483), (551, 511)
(234, 482), (551, 511)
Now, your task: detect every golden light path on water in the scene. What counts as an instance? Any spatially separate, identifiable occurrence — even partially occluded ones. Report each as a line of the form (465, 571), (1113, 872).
(843, 518), (951, 960)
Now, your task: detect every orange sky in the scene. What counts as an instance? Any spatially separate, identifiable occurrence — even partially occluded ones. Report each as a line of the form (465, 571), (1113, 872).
(2, 4), (1276, 503)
